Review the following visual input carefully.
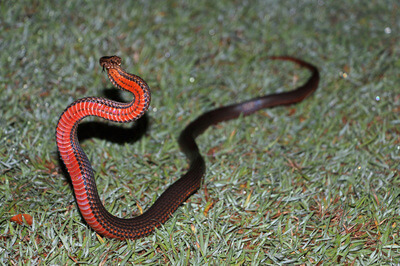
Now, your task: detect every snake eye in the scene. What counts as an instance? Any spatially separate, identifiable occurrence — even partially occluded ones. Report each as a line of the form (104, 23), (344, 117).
(112, 56), (122, 66)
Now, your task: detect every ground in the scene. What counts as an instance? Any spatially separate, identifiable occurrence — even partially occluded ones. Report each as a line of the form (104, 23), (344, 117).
(1, 0), (399, 264)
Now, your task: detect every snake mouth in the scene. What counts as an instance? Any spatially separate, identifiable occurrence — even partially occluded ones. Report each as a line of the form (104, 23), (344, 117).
(99, 55), (122, 71)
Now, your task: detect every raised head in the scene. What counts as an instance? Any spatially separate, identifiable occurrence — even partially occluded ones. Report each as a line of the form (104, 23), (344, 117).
(99, 56), (122, 71)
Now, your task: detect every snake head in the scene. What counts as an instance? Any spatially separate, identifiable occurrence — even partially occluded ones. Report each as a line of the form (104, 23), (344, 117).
(99, 56), (122, 71)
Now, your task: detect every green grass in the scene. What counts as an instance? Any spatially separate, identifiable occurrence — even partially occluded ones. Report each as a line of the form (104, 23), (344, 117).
(1, 0), (399, 264)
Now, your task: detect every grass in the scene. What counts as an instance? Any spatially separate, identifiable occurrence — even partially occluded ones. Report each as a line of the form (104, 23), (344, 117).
(1, 0), (399, 264)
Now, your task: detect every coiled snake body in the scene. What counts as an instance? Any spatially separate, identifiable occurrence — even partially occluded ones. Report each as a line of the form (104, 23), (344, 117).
(56, 55), (319, 239)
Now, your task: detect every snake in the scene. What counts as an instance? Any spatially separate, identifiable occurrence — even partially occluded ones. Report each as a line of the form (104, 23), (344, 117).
(56, 55), (319, 239)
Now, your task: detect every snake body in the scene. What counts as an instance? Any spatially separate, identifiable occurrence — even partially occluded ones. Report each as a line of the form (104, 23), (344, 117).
(56, 55), (319, 239)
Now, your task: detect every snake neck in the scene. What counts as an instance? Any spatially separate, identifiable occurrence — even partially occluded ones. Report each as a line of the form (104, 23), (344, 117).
(56, 65), (152, 180)
(107, 67), (151, 116)
(55, 65), (152, 239)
